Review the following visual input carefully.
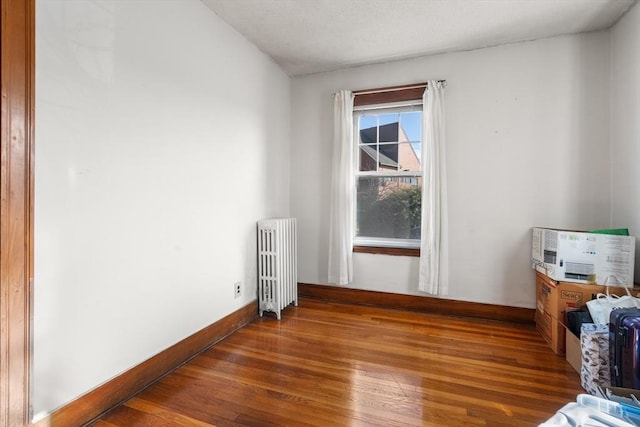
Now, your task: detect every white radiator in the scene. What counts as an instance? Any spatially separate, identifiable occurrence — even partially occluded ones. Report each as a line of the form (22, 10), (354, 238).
(258, 218), (298, 319)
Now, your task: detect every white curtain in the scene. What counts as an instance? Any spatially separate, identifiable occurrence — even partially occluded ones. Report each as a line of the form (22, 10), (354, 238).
(328, 90), (355, 285)
(419, 81), (449, 295)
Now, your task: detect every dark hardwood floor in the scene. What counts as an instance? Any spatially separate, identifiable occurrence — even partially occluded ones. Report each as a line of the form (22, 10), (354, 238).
(93, 298), (582, 426)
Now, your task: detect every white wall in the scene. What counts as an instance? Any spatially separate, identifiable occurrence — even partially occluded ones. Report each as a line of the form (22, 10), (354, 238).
(291, 32), (612, 308)
(611, 2), (640, 283)
(34, 0), (290, 417)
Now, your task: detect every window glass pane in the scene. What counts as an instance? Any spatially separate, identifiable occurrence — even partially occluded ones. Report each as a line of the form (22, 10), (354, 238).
(359, 146), (377, 171)
(400, 112), (421, 142)
(379, 113), (399, 126)
(378, 114), (399, 142)
(359, 115), (377, 143)
(356, 176), (422, 240)
(378, 143), (398, 170)
(359, 115), (377, 130)
(398, 142), (420, 171)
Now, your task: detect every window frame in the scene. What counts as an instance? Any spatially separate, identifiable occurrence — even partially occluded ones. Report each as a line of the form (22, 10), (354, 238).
(352, 100), (424, 251)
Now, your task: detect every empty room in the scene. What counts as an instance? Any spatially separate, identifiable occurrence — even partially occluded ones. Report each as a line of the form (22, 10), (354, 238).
(2, 0), (640, 426)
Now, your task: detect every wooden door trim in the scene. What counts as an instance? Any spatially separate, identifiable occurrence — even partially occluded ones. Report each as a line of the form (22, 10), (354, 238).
(0, 0), (36, 425)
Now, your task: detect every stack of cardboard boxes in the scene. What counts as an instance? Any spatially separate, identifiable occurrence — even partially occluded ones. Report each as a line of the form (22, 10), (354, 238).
(532, 227), (636, 372)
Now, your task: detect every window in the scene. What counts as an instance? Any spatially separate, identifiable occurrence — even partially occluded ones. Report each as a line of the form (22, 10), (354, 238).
(353, 102), (423, 249)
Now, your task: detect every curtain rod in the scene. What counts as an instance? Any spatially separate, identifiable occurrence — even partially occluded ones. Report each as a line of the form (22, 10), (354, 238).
(353, 80), (446, 96)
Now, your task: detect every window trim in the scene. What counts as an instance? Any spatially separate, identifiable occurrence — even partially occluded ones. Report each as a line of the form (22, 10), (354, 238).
(353, 83), (427, 107)
(352, 91), (424, 250)
(353, 99), (423, 113)
(353, 245), (420, 257)
(354, 237), (420, 249)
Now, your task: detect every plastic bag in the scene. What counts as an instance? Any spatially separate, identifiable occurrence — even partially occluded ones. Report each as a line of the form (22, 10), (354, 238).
(586, 288), (640, 325)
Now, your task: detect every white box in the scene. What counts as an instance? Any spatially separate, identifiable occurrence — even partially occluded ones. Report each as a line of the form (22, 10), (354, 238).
(532, 227), (636, 286)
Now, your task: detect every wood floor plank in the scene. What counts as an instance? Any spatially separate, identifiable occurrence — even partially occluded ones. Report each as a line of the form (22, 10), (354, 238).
(125, 381), (248, 427)
(92, 421), (120, 427)
(99, 405), (192, 427)
(94, 299), (582, 426)
(144, 375), (344, 427)
(124, 398), (217, 427)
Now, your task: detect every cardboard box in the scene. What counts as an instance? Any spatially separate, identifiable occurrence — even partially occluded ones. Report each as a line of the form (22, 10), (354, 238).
(532, 227), (635, 286)
(535, 272), (581, 355)
(534, 271), (632, 355)
(535, 273), (562, 354)
(565, 328), (581, 374)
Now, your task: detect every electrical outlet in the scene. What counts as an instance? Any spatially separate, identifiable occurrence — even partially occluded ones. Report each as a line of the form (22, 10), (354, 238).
(234, 281), (241, 298)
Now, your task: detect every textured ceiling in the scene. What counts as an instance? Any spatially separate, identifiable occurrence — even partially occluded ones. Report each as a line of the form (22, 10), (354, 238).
(201, 0), (636, 76)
